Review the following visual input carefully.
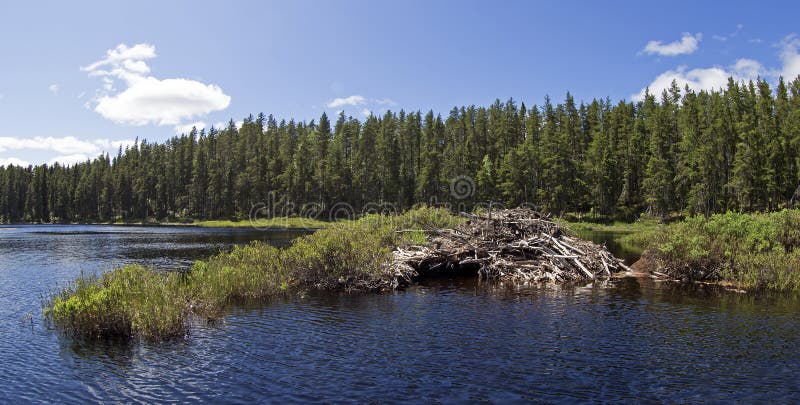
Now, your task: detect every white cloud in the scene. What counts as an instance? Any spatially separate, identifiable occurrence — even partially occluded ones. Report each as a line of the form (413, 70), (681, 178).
(326, 95), (365, 108)
(712, 24), (744, 42)
(732, 58), (763, 78)
(633, 32), (800, 102)
(361, 108), (371, 117)
(48, 154), (90, 166)
(0, 136), (136, 158)
(83, 43), (231, 127)
(0, 157), (31, 167)
(174, 121), (206, 135)
(779, 34), (800, 81)
(48, 84), (59, 95)
(93, 77), (230, 126)
(643, 33), (702, 56)
(632, 58), (763, 101)
(375, 98), (397, 106)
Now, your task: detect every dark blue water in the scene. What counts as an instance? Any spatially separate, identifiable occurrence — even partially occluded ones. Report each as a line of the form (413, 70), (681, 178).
(1, 225), (799, 403)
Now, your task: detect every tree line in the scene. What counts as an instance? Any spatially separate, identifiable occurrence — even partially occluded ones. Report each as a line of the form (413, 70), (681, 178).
(2, 76), (800, 223)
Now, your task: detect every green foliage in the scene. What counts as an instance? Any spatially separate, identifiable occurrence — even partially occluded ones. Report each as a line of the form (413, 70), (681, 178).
(647, 209), (800, 290)
(45, 207), (462, 340)
(4, 76), (800, 224)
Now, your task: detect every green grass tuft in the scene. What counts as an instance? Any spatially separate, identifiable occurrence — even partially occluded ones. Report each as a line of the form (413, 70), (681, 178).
(45, 207), (464, 340)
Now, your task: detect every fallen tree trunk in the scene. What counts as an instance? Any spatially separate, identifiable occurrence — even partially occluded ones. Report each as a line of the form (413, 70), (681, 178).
(388, 208), (627, 284)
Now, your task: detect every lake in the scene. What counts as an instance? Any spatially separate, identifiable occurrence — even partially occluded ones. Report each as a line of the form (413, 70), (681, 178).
(1, 225), (799, 402)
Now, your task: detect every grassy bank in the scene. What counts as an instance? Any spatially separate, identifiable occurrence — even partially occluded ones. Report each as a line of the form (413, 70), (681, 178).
(560, 219), (661, 250)
(644, 210), (800, 291)
(45, 207), (464, 340)
(100, 217), (335, 228)
(195, 217), (334, 229)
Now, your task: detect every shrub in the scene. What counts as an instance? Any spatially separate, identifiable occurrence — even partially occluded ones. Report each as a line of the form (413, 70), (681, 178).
(646, 209), (800, 290)
(46, 207), (463, 340)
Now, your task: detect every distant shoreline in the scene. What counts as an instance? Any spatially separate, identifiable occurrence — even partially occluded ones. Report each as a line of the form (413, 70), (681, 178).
(1, 217), (332, 229)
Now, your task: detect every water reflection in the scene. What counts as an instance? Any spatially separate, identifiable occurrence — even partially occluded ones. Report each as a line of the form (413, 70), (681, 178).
(2, 225), (800, 402)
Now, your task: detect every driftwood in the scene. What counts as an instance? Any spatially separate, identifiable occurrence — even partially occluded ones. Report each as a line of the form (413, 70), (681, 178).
(388, 208), (627, 284)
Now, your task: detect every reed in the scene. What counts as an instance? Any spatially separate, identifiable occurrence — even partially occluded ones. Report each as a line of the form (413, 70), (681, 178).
(45, 207), (463, 340)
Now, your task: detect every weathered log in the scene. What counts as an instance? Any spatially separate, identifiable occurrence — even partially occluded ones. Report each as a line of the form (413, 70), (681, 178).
(390, 208), (627, 283)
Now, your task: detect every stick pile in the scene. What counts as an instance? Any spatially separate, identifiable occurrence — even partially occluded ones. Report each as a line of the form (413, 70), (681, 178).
(390, 208), (629, 284)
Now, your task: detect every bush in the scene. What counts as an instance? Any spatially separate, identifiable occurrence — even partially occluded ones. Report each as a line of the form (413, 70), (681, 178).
(647, 209), (800, 290)
(46, 207), (463, 340)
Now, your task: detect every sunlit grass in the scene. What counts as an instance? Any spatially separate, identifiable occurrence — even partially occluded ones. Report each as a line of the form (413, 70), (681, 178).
(560, 218), (662, 249)
(196, 217), (336, 229)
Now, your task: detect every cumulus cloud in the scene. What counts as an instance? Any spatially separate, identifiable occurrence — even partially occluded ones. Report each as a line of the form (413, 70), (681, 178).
(643, 33), (702, 56)
(634, 32), (800, 101)
(83, 43), (231, 127)
(0, 157), (31, 167)
(732, 58), (763, 78)
(49, 84), (59, 95)
(0, 136), (136, 163)
(632, 58), (763, 101)
(779, 34), (800, 81)
(326, 95), (365, 108)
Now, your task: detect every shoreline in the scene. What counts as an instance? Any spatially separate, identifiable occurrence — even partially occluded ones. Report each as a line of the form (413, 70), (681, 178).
(1, 217), (333, 229)
(45, 208), (628, 340)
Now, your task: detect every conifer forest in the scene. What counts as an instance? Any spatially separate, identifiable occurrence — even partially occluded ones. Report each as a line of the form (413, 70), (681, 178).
(2, 77), (800, 223)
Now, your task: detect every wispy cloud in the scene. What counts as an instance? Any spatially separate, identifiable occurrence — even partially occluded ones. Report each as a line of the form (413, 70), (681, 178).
(83, 43), (231, 127)
(375, 98), (397, 106)
(326, 95), (366, 108)
(48, 84), (59, 95)
(642, 33), (702, 56)
(711, 24), (743, 42)
(0, 136), (136, 158)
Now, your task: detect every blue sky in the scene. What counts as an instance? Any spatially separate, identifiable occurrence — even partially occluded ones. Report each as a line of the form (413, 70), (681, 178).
(1, 0), (799, 166)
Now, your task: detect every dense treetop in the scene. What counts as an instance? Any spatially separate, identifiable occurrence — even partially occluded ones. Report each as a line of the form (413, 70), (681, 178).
(2, 76), (800, 223)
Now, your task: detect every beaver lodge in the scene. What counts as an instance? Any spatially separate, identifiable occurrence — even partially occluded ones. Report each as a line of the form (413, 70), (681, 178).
(389, 208), (630, 286)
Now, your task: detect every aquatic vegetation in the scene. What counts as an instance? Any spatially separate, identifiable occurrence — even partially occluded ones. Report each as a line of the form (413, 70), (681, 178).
(46, 266), (188, 340)
(45, 207), (463, 340)
(645, 210), (800, 291)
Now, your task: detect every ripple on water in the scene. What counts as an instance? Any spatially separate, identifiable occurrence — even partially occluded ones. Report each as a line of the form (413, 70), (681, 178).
(2, 226), (800, 402)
